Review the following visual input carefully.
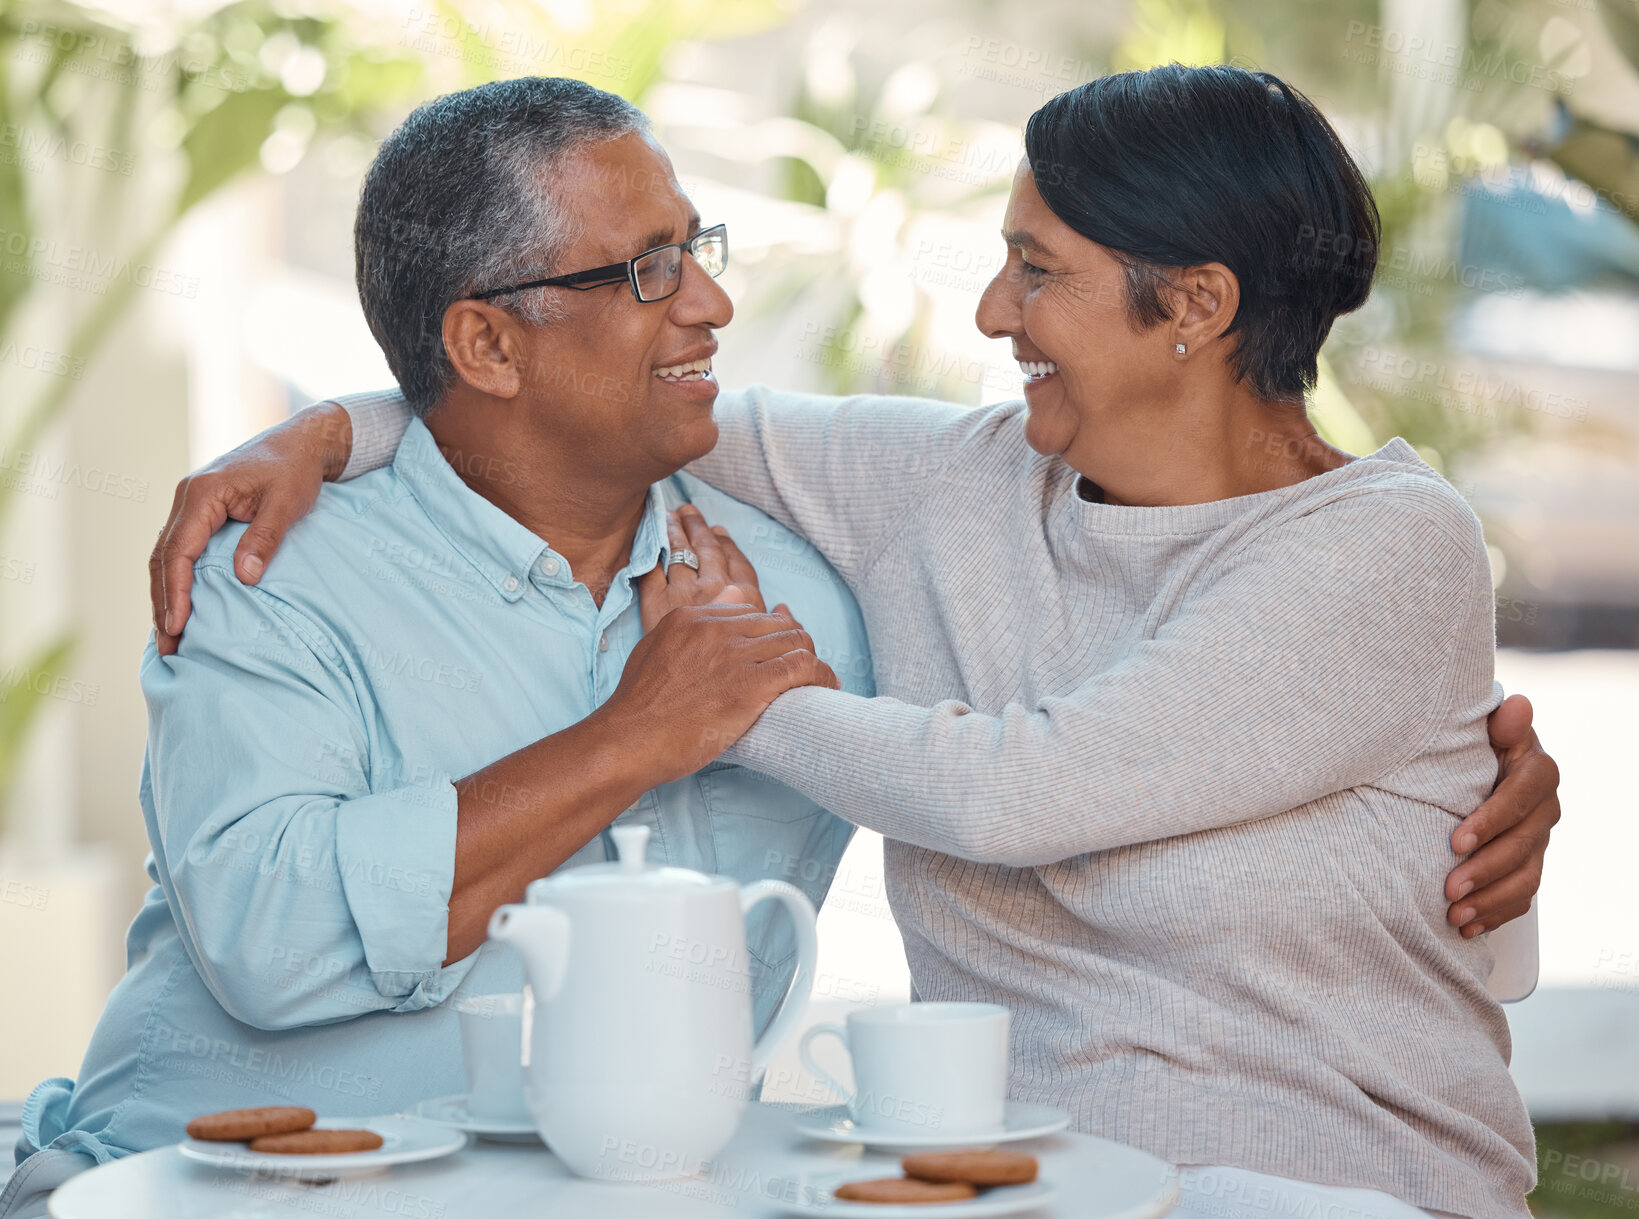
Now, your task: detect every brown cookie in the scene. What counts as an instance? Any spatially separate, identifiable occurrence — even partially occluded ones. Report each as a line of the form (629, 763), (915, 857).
(185, 1106), (316, 1142)
(902, 1149), (1039, 1186)
(249, 1128), (384, 1155)
(833, 1177), (979, 1204)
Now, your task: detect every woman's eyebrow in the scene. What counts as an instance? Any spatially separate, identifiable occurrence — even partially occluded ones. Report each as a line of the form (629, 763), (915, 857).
(1002, 228), (1053, 258)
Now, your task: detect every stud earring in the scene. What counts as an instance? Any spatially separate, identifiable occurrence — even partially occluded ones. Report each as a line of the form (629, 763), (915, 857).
(1175, 343), (1187, 355)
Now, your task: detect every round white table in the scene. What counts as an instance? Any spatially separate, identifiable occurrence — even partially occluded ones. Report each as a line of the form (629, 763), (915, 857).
(48, 1104), (1179, 1218)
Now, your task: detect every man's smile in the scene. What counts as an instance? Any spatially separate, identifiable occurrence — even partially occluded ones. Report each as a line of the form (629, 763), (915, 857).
(653, 356), (714, 382)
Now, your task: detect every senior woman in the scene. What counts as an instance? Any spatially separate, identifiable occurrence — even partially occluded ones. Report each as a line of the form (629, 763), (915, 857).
(148, 68), (1550, 1218)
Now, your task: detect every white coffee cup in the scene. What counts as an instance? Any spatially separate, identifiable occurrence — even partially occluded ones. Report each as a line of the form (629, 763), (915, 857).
(798, 1002), (1009, 1135)
(455, 992), (530, 1122)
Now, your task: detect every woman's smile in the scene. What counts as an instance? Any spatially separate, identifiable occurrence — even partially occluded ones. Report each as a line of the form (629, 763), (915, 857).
(1018, 358), (1059, 384)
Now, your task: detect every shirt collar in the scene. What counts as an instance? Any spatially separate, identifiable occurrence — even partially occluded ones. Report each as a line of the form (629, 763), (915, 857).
(392, 416), (672, 603)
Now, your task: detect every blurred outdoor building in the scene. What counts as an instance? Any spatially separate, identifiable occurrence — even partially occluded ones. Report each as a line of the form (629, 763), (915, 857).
(1, 0), (1637, 1212)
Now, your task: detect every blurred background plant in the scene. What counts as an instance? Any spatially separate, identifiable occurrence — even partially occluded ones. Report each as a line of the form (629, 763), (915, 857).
(0, 0), (422, 833)
(0, 0), (1633, 839)
(0, 0), (788, 834)
(0, 0), (1633, 835)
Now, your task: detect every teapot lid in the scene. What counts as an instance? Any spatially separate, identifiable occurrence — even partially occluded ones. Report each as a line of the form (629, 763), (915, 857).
(532, 824), (728, 898)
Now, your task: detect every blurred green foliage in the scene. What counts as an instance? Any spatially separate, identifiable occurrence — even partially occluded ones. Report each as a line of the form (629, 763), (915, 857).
(0, 0), (794, 834)
(0, 0), (414, 833)
(1531, 1121), (1639, 1217)
(0, 0), (1635, 832)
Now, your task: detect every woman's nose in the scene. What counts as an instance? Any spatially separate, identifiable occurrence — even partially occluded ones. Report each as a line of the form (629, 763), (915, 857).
(975, 265), (1020, 339)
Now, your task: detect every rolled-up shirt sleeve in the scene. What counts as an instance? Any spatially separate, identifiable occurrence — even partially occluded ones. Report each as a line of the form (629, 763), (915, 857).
(141, 560), (472, 1031)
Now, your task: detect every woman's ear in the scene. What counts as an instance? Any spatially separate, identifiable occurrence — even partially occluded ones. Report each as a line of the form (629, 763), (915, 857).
(442, 300), (526, 399)
(1171, 262), (1240, 354)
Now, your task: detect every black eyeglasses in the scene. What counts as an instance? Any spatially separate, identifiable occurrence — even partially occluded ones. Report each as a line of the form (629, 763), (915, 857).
(473, 224), (728, 304)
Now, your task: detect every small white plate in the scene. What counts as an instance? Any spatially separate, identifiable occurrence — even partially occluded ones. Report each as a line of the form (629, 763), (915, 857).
(178, 1114), (467, 1180)
(777, 1169), (1056, 1217)
(410, 1094), (541, 1144)
(791, 1101), (1070, 1151)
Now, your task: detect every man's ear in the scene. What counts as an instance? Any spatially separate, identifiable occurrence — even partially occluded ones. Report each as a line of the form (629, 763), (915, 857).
(1170, 262), (1240, 354)
(441, 299), (526, 399)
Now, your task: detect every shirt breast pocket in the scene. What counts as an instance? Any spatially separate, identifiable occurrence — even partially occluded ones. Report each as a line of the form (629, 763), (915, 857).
(699, 763), (850, 978)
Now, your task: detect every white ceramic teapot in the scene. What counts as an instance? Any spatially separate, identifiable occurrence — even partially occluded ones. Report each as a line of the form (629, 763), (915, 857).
(486, 824), (818, 1181)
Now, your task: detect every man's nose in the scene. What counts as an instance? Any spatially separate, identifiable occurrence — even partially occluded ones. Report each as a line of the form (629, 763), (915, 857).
(669, 252), (733, 329)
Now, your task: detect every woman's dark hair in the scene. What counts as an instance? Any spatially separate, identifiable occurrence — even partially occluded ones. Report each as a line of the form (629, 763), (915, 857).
(1024, 64), (1380, 403)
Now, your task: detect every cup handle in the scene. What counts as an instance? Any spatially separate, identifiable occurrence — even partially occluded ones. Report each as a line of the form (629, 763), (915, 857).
(742, 879), (819, 1074)
(797, 1023), (856, 1109)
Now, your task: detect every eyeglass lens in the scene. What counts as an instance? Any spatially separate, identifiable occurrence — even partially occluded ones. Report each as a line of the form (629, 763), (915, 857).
(633, 228), (727, 301)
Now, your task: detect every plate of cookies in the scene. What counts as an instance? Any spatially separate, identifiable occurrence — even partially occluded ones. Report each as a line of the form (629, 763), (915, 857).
(179, 1106), (467, 1179)
(782, 1150), (1053, 1217)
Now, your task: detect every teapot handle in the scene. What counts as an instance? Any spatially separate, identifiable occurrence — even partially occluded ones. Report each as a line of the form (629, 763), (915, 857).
(741, 879), (819, 1075)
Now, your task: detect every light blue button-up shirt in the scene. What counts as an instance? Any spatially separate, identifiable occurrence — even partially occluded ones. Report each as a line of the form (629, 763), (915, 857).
(17, 416), (871, 1167)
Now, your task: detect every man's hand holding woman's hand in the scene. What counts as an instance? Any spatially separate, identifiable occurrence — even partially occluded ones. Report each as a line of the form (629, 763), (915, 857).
(611, 504), (837, 781)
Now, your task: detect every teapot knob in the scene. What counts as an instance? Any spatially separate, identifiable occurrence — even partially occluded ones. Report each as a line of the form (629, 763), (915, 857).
(611, 823), (651, 874)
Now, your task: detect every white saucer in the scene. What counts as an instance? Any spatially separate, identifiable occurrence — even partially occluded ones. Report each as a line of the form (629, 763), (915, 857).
(178, 1114), (467, 1180)
(778, 1168), (1056, 1217)
(791, 1101), (1070, 1151)
(410, 1094), (541, 1143)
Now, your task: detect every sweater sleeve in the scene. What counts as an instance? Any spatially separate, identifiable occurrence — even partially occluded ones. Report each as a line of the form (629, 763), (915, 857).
(331, 389), (413, 481)
(723, 487), (1492, 865)
(685, 385), (977, 584)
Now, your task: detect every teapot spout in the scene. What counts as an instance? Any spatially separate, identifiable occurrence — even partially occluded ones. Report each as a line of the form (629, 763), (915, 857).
(487, 904), (572, 1001)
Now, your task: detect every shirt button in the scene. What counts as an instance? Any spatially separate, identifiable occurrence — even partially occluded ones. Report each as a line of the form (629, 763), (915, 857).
(539, 556), (561, 577)
(502, 576), (520, 593)
(598, 632), (610, 652)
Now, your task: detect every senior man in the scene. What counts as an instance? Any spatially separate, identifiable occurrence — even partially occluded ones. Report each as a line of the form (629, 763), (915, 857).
(2, 78), (865, 1217)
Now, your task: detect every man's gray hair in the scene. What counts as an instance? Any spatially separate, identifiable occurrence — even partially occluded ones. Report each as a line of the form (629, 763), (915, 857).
(355, 77), (651, 415)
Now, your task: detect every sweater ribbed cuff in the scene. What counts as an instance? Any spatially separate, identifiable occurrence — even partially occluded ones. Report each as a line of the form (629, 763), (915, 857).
(333, 390), (413, 481)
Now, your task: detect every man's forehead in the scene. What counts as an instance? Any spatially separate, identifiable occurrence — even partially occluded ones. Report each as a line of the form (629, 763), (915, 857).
(558, 136), (697, 256)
